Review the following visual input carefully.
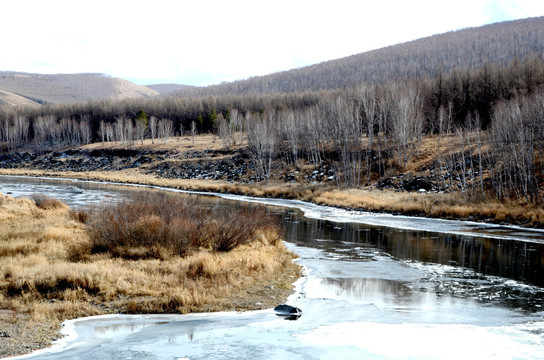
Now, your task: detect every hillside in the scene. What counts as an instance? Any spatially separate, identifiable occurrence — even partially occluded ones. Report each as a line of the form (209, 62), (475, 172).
(0, 72), (159, 105)
(147, 83), (194, 95)
(0, 89), (41, 107)
(175, 16), (544, 97)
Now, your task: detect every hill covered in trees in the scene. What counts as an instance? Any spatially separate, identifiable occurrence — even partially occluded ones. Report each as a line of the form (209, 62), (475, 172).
(0, 72), (160, 105)
(175, 17), (544, 97)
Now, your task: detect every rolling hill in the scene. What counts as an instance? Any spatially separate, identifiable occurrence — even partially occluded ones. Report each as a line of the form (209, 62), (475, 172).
(0, 72), (159, 105)
(174, 16), (544, 97)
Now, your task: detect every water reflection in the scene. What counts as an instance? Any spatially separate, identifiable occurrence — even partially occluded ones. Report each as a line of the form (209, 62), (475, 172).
(323, 277), (412, 301)
(281, 210), (544, 289)
(94, 321), (168, 335)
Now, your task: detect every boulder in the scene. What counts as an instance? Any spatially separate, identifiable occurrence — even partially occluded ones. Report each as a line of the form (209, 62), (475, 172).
(274, 304), (302, 320)
(403, 177), (434, 192)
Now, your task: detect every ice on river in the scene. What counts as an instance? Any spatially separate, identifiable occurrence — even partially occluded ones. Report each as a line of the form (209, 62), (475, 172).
(13, 244), (544, 360)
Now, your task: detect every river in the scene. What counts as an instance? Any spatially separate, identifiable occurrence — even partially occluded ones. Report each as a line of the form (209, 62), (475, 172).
(2, 175), (544, 359)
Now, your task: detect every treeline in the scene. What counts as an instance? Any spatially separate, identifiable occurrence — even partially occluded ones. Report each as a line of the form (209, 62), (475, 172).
(0, 91), (322, 151)
(1, 56), (544, 204)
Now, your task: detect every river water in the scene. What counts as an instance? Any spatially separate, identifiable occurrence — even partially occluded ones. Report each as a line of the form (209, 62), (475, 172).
(2, 175), (544, 359)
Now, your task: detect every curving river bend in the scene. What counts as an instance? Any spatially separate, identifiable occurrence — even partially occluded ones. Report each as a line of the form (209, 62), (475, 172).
(2, 175), (544, 360)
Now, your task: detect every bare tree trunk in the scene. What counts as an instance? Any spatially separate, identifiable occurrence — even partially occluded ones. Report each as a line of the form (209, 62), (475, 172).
(149, 116), (158, 145)
(230, 109), (242, 146)
(191, 120), (196, 144)
(324, 95), (362, 187)
(358, 84), (377, 185)
(99, 120), (106, 146)
(390, 83), (423, 170)
(158, 118), (174, 144)
(247, 111), (276, 183)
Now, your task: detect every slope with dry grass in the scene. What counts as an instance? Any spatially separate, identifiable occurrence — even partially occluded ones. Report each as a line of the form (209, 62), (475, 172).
(0, 72), (159, 104)
(0, 192), (300, 357)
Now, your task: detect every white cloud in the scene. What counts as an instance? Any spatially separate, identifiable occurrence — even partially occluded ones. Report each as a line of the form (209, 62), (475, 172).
(0, 0), (543, 86)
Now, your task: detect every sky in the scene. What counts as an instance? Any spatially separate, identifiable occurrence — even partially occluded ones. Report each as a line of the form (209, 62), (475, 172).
(2, 0), (544, 87)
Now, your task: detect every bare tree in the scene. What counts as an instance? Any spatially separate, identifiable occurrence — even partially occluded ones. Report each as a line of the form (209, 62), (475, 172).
(217, 113), (231, 149)
(376, 85), (394, 177)
(279, 109), (299, 165)
(229, 108), (243, 146)
(114, 117), (125, 144)
(491, 97), (539, 203)
(79, 116), (92, 145)
(135, 117), (147, 145)
(99, 120), (106, 145)
(357, 83), (377, 184)
(149, 116), (158, 144)
(300, 106), (324, 165)
(157, 118), (174, 144)
(390, 83), (424, 169)
(247, 111), (276, 183)
(33, 115), (58, 148)
(105, 122), (114, 143)
(323, 95), (362, 187)
(190, 120), (196, 144)
(124, 118), (135, 147)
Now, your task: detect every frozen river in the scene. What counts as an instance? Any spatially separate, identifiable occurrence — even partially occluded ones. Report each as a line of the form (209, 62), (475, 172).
(2, 175), (544, 359)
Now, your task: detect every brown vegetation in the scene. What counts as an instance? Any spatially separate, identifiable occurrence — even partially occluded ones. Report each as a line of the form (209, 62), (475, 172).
(0, 192), (300, 357)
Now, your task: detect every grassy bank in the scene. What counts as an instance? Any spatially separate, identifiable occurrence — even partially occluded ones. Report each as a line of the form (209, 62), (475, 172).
(0, 192), (300, 357)
(1, 167), (544, 227)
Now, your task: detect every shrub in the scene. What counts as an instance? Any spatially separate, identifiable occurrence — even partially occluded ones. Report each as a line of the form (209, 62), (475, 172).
(86, 192), (281, 259)
(71, 210), (89, 224)
(30, 194), (67, 210)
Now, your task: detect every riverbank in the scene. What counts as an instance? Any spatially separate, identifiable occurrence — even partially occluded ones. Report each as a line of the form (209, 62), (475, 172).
(2, 133), (544, 227)
(0, 192), (300, 358)
(1, 167), (544, 228)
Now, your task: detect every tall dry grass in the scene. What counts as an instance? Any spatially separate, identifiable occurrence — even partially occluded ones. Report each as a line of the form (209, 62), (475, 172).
(0, 191), (299, 338)
(313, 188), (544, 226)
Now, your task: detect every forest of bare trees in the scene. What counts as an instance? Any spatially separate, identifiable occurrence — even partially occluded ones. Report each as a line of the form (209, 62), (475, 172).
(1, 46), (544, 205)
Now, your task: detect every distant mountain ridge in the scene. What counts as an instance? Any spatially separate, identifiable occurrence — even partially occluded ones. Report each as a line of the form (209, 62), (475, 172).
(174, 16), (544, 97)
(0, 72), (159, 105)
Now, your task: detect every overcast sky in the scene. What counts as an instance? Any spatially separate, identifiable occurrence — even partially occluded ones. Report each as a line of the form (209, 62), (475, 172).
(2, 0), (543, 86)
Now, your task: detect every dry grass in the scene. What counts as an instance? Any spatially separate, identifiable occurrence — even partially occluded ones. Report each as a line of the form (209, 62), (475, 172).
(0, 192), (300, 356)
(313, 188), (544, 226)
(81, 133), (246, 156)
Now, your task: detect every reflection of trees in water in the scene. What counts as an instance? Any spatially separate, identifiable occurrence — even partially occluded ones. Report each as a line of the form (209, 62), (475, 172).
(323, 278), (412, 301)
(283, 209), (544, 287)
